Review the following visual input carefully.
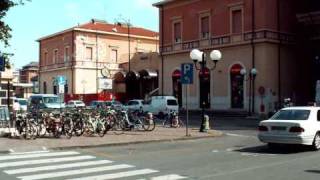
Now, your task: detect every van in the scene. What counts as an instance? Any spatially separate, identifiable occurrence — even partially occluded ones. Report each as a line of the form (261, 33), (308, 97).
(28, 94), (65, 110)
(143, 96), (179, 116)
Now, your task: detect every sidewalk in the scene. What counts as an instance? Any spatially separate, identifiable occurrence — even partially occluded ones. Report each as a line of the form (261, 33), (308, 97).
(0, 127), (223, 153)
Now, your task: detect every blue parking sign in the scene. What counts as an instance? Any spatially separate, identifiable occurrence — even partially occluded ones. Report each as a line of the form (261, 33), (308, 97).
(56, 76), (66, 85)
(181, 63), (193, 84)
(0, 56), (5, 72)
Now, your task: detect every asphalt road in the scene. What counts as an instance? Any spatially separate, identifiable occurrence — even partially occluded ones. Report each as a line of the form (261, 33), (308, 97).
(0, 119), (320, 180)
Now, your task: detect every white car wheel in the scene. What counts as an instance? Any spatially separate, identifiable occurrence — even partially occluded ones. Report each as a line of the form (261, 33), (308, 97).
(312, 133), (320, 150)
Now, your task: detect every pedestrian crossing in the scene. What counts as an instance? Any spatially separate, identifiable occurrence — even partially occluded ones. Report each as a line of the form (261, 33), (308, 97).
(0, 150), (187, 180)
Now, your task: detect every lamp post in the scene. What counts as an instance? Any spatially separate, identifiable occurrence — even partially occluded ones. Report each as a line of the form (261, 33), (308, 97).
(190, 49), (222, 132)
(114, 17), (131, 72)
(240, 68), (257, 115)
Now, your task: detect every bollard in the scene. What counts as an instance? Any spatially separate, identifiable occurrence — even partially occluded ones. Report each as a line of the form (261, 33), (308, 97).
(202, 115), (210, 132)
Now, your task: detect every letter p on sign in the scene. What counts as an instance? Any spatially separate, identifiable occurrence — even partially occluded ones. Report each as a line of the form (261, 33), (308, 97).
(181, 63), (193, 84)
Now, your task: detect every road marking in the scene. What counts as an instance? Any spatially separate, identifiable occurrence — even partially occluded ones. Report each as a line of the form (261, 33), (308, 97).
(212, 150), (219, 153)
(67, 169), (159, 180)
(0, 151), (79, 161)
(9, 150), (50, 155)
(151, 174), (187, 180)
(226, 133), (254, 138)
(0, 155), (95, 168)
(18, 164), (134, 180)
(4, 160), (113, 175)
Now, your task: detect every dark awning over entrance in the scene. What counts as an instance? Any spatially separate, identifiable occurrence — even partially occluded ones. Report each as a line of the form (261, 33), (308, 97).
(114, 71), (126, 83)
(125, 70), (140, 80)
(139, 69), (158, 79)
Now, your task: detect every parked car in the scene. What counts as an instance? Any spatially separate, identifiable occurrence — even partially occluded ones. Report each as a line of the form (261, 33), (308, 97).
(14, 98), (28, 111)
(66, 100), (85, 108)
(28, 94), (65, 110)
(89, 100), (105, 108)
(143, 96), (179, 117)
(258, 106), (320, 150)
(125, 99), (144, 111)
(105, 100), (123, 110)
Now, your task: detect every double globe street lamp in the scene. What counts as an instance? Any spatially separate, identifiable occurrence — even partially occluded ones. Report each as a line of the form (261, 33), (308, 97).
(190, 49), (222, 132)
(240, 68), (258, 114)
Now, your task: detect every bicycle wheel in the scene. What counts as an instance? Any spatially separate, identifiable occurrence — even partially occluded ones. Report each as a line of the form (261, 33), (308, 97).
(63, 119), (73, 139)
(73, 120), (84, 136)
(144, 118), (156, 131)
(96, 122), (106, 137)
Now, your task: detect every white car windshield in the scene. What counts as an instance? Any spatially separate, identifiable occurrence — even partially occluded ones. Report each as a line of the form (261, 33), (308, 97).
(43, 97), (60, 104)
(271, 109), (310, 120)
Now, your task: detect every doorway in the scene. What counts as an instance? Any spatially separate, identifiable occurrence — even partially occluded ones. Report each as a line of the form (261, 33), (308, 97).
(230, 64), (244, 108)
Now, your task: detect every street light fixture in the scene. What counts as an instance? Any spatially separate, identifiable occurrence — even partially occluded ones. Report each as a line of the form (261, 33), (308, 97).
(190, 49), (222, 132)
(240, 68), (258, 114)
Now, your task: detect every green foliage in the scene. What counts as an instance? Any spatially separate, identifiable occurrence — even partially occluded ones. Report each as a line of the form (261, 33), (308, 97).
(0, 0), (30, 68)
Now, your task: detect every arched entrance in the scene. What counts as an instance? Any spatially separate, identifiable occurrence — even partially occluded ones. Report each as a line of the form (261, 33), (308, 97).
(139, 69), (158, 99)
(199, 67), (210, 108)
(172, 69), (182, 107)
(125, 71), (140, 100)
(230, 64), (244, 108)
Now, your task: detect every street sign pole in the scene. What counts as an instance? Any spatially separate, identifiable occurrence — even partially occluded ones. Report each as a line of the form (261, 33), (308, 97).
(181, 63), (193, 137)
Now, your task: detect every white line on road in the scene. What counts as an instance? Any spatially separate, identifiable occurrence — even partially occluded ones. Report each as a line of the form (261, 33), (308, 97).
(4, 160), (113, 175)
(0, 151), (79, 161)
(67, 169), (159, 180)
(0, 155), (95, 168)
(151, 174), (187, 180)
(9, 150), (50, 155)
(18, 164), (134, 180)
(226, 133), (255, 138)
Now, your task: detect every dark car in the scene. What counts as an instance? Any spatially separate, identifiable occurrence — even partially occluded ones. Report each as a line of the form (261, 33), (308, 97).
(89, 100), (105, 108)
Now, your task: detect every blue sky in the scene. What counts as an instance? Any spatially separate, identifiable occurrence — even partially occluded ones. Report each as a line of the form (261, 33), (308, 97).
(3, 0), (160, 69)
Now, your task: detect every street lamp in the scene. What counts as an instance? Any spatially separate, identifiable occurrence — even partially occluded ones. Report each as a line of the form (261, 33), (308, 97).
(240, 68), (258, 114)
(190, 49), (222, 132)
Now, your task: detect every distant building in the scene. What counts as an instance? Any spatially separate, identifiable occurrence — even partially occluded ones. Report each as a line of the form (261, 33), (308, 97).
(13, 62), (39, 98)
(0, 68), (14, 108)
(38, 19), (159, 103)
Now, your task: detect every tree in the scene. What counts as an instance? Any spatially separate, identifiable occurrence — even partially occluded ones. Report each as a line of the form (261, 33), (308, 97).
(0, 0), (29, 68)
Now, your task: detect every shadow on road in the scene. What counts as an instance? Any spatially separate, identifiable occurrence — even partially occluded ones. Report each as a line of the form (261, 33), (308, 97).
(235, 144), (314, 154)
(305, 170), (320, 174)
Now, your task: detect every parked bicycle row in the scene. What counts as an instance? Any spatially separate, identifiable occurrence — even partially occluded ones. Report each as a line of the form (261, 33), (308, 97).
(13, 107), (184, 139)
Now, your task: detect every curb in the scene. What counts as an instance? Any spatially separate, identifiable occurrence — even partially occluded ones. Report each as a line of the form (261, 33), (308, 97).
(49, 133), (224, 151)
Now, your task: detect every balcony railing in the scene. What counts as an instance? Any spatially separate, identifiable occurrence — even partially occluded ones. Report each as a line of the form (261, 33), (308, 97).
(160, 30), (296, 54)
(40, 60), (118, 71)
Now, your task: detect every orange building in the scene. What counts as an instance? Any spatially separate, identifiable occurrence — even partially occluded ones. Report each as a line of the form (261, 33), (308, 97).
(38, 19), (159, 103)
(154, 0), (302, 115)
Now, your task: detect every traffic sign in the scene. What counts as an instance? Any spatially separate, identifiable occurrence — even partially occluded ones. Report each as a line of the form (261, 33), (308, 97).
(0, 56), (5, 72)
(56, 76), (66, 85)
(58, 84), (65, 94)
(181, 63), (193, 84)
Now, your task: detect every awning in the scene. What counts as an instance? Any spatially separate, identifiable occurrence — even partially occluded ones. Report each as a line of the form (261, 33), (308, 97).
(125, 70), (140, 80)
(139, 69), (158, 78)
(114, 71), (127, 83)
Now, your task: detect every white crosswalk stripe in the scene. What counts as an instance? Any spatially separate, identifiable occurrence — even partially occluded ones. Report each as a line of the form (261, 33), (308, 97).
(67, 169), (159, 180)
(0, 151), (80, 161)
(0, 150), (188, 180)
(4, 160), (113, 175)
(0, 155), (95, 168)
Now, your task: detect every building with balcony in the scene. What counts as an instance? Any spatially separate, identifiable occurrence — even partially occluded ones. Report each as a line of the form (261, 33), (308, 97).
(154, 0), (301, 114)
(38, 19), (159, 103)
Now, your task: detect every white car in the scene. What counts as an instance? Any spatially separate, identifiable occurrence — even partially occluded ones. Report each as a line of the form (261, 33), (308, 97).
(258, 106), (320, 150)
(125, 99), (144, 111)
(66, 100), (85, 108)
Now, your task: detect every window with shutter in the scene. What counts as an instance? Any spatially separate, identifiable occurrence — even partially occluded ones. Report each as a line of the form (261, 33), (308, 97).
(174, 22), (182, 43)
(232, 10), (242, 34)
(201, 16), (210, 39)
